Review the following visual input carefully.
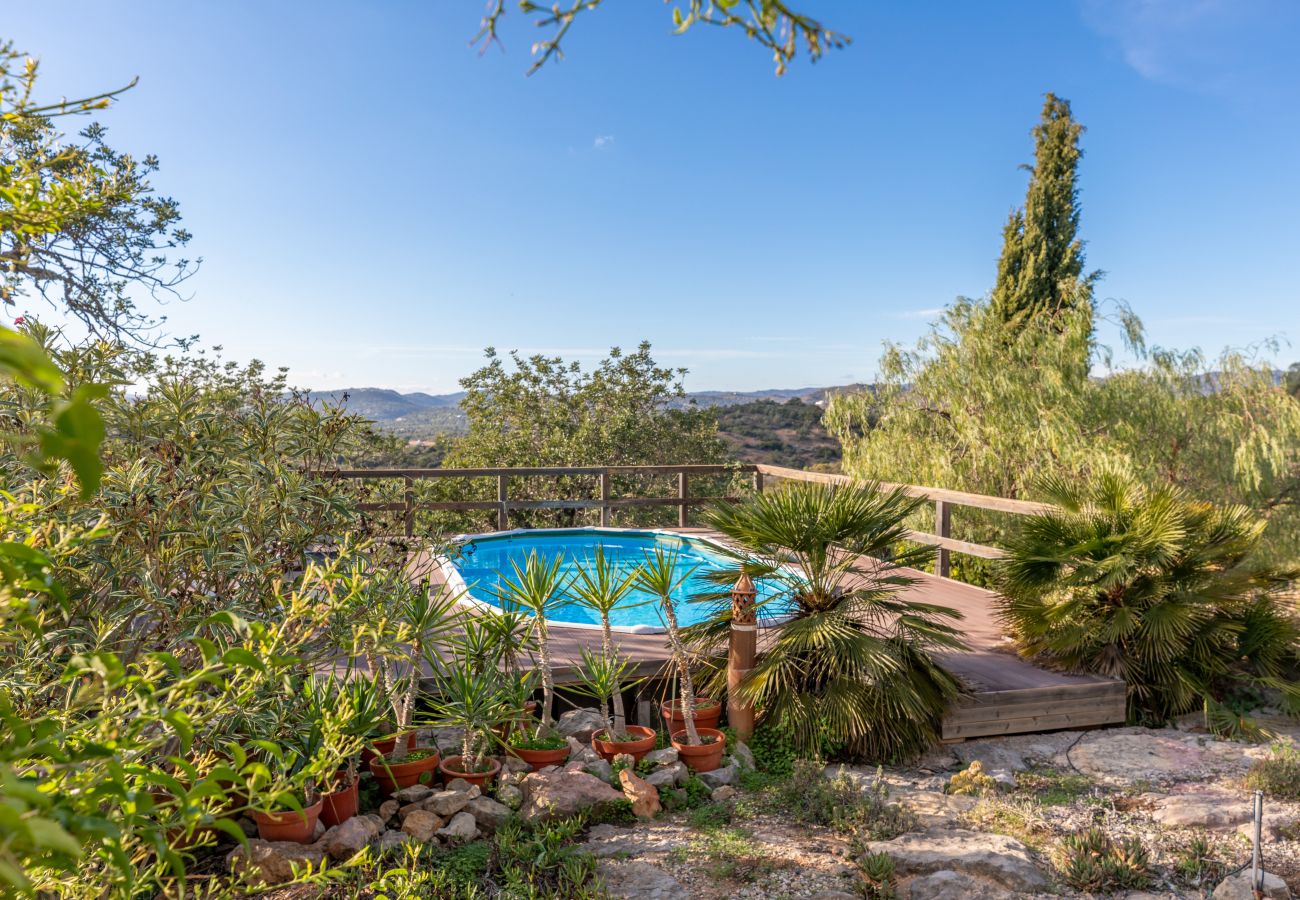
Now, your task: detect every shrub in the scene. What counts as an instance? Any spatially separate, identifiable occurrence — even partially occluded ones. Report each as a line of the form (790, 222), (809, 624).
(946, 760), (998, 796)
(739, 760), (915, 840)
(1245, 744), (1300, 800)
(1055, 828), (1151, 892)
(998, 472), (1300, 735)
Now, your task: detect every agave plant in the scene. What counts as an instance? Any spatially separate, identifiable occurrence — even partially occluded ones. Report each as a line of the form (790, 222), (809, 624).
(691, 480), (967, 761)
(569, 546), (643, 739)
(997, 471), (1300, 734)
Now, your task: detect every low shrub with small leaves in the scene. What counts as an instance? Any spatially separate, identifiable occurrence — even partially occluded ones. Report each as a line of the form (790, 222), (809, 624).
(738, 760), (914, 839)
(1055, 828), (1151, 892)
(946, 760), (998, 796)
(744, 722), (798, 776)
(1244, 743), (1300, 800)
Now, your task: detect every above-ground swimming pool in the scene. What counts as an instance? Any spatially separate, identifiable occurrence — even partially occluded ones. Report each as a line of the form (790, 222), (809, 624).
(439, 528), (791, 634)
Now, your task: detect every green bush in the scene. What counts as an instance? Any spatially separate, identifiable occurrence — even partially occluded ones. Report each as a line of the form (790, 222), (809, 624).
(1055, 828), (1151, 892)
(1245, 744), (1300, 800)
(998, 472), (1300, 735)
(738, 760), (914, 839)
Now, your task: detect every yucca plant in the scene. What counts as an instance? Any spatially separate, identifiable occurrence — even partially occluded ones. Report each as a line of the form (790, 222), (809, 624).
(569, 546), (643, 739)
(494, 551), (568, 733)
(690, 481), (967, 761)
(997, 471), (1300, 735)
(639, 546), (704, 745)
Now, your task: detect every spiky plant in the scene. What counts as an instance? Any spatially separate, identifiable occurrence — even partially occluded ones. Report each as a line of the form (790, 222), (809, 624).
(690, 481), (967, 762)
(493, 551), (568, 733)
(639, 546), (703, 745)
(570, 546), (643, 739)
(997, 471), (1300, 735)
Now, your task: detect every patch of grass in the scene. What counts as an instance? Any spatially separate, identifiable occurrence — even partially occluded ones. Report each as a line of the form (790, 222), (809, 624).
(745, 721), (798, 777)
(1054, 828), (1151, 892)
(962, 795), (1049, 850)
(667, 825), (780, 883)
(1245, 743), (1300, 800)
(736, 760), (914, 840)
(1014, 767), (1093, 805)
(586, 799), (637, 826)
(509, 733), (567, 751)
(1171, 833), (1227, 887)
(661, 774), (712, 812)
(686, 802), (733, 830)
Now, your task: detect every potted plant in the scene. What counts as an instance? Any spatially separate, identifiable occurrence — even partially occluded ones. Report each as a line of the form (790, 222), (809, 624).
(661, 695), (722, 732)
(570, 549), (655, 760)
(495, 552), (571, 770)
(248, 744), (328, 844)
(431, 655), (511, 787)
(316, 676), (386, 826)
(364, 578), (462, 795)
(640, 547), (727, 772)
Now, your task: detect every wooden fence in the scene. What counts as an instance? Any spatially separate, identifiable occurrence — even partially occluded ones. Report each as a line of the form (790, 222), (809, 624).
(325, 463), (1051, 579)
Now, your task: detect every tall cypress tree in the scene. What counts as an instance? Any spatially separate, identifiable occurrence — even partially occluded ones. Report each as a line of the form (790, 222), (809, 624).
(991, 94), (1097, 326)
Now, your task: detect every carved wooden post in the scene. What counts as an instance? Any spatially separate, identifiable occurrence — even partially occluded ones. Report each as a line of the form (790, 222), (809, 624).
(727, 573), (758, 741)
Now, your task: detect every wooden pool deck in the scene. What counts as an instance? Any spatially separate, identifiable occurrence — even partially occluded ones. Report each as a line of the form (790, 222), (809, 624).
(412, 526), (1126, 742)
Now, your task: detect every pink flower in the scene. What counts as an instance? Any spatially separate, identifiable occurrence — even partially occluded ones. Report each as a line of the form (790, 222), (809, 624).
(13, 316), (25, 326)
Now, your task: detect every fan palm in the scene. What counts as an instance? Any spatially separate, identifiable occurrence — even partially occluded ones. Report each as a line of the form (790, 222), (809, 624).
(997, 471), (1300, 734)
(691, 480), (966, 761)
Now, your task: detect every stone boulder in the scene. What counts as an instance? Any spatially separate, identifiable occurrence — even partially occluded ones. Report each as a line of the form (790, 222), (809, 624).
(376, 829), (414, 854)
(320, 815), (383, 860)
(620, 769), (662, 819)
(698, 764), (736, 789)
(583, 758), (614, 782)
(1212, 869), (1291, 900)
(520, 767), (624, 823)
(393, 784), (434, 804)
(226, 840), (326, 886)
(556, 707), (607, 742)
(731, 741), (755, 771)
(400, 809), (443, 842)
(466, 795), (513, 833)
(862, 829), (1049, 893)
(497, 783), (523, 810)
(908, 870), (1018, 899)
(710, 786), (738, 803)
(442, 778), (482, 796)
(1068, 727), (1254, 786)
(643, 747), (679, 768)
(378, 799), (399, 824)
(597, 860), (689, 899)
(1150, 788), (1253, 830)
(437, 811), (480, 843)
(424, 789), (472, 818)
(645, 763), (686, 789)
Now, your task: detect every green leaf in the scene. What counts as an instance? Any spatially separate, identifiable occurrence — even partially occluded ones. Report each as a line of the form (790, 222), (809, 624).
(0, 327), (64, 394)
(25, 816), (82, 858)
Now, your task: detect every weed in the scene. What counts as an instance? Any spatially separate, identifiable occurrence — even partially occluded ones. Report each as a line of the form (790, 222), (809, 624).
(668, 825), (779, 883)
(963, 795), (1049, 849)
(586, 798), (637, 826)
(1171, 833), (1227, 886)
(1014, 767), (1092, 805)
(687, 802), (733, 830)
(1245, 743), (1300, 800)
(1055, 828), (1151, 892)
(737, 761), (914, 840)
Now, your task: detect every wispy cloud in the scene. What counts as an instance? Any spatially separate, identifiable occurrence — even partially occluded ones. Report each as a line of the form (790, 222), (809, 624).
(890, 307), (943, 320)
(593, 134), (615, 151)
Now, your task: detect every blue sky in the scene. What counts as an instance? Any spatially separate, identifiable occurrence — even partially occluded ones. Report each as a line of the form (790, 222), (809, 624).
(9, 1), (1300, 392)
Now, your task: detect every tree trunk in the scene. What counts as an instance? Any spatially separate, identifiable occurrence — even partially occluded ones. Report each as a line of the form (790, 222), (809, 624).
(537, 617), (554, 732)
(661, 600), (699, 745)
(603, 610), (627, 738)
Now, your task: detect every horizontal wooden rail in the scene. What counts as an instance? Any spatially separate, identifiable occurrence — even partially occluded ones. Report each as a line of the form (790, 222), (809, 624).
(325, 463), (1051, 580)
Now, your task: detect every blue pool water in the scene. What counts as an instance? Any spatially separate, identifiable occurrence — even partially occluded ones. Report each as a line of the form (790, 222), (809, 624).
(445, 529), (790, 632)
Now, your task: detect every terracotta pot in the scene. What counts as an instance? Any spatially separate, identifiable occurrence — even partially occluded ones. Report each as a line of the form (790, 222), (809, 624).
(439, 755), (502, 788)
(251, 799), (324, 844)
(320, 771), (359, 826)
(360, 732), (416, 768)
(509, 743), (570, 772)
(671, 727), (727, 773)
(368, 747), (441, 796)
(591, 725), (657, 764)
(661, 698), (721, 732)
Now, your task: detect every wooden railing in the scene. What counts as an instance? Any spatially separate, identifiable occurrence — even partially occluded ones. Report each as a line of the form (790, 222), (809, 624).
(326, 463), (1051, 579)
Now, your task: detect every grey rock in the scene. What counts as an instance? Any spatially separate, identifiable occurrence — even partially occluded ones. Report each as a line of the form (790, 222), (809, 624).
(437, 810), (480, 843)
(556, 707), (607, 742)
(320, 816), (383, 860)
(645, 764), (683, 789)
(1212, 869), (1291, 900)
(568, 735), (601, 764)
(496, 783), (523, 810)
(519, 768), (624, 823)
(500, 756), (532, 775)
(583, 758), (614, 782)
(909, 870), (1016, 899)
(643, 748), (679, 768)
(698, 764), (736, 789)
(730, 741), (755, 771)
(1069, 727), (1255, 786)
(952, 743), (1023, 788)
(915, 745), (961, 772)
(442, 778), (482, 796)
(392, 784), (434, 804)
(1151, 791), (1252, 830)
(582, 823), (692, 858)
(376, 829), (414, 854)
(597, 860), (690, 899)
(312, 818), (326, 842)
(226, 840), (326, 886)
(466, 796), (512, 833)
(425, 788), (473, 817)
(710, 786), (738, 802)
(863, 829), (1049, 893)
(378, 799), (399, 823)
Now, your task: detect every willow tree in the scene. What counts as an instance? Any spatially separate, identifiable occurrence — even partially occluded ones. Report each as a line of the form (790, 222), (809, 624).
(991, 94), (1098, 328)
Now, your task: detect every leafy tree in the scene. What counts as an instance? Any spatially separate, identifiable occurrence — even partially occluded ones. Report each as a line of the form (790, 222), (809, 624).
(1286, 361), (1300, 400)
(997, 471), (1300, 735)
(1, 42), (194, 340)
(475, 0), (849, 76)
(689, 481), (966, 761)
(991, 93), (1097, 327)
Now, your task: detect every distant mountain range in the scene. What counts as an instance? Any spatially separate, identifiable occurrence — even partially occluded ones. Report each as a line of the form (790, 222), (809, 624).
(308, 384), (865, 437)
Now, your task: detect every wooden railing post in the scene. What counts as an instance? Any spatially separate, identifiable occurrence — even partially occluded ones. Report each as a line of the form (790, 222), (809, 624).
(403, 476), (414, 538)
(753, 469), (764, 494)
(497, 474), (508, 531)
(935, 500), (952, 578)
(678, 471), (689, 528)
(727, 574), (758, 741)
(599, 470), (610, 527)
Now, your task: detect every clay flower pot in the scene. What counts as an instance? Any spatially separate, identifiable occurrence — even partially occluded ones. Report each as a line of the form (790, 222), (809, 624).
(439, 755), (502, 788)
(661, 698), (721, 732)
(320, 771), (359, 827)
(368, 747), (441, 796)
(251, 799), (324, 844)
(591, 725), (657, 764)
(671, 727), (727, 773)
(360, 732), (416, 768)
(509, 743), (570, 772)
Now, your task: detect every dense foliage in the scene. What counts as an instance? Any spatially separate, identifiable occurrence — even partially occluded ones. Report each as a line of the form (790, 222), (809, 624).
(690, 481), (966, 761)
(998, 472), (1300, 734)
(713, 397), (841, 469)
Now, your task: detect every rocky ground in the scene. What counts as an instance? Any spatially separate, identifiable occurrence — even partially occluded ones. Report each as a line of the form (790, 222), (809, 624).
(227, 708), (1300, 899)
